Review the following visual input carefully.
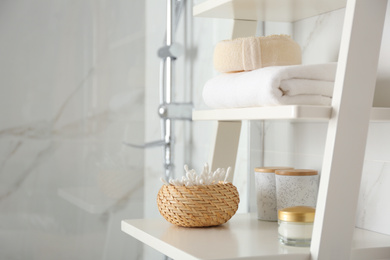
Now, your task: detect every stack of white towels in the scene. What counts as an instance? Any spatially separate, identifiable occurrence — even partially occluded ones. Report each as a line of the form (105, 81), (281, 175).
(203, 62), (338, 109)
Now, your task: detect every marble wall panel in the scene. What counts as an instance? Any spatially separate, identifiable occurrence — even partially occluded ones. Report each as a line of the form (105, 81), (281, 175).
(0, 0), (145, 259)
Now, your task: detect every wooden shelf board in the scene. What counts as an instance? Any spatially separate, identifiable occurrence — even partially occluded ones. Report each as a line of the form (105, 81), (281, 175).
(121, 213), (390, 260)
(193, 0), (347, 22)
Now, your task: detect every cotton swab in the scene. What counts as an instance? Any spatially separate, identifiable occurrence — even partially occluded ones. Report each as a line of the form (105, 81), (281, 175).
(161, 164), (232, 187)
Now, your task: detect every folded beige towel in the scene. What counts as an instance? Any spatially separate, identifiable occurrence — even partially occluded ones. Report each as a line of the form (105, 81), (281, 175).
(214, 35), (302, 73)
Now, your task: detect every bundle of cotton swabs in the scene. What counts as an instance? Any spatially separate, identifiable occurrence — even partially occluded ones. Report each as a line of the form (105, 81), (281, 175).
(160, 164), (231, 186)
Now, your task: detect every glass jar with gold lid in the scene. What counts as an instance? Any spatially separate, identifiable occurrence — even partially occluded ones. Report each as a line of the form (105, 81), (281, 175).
(278, 206), (315, 247)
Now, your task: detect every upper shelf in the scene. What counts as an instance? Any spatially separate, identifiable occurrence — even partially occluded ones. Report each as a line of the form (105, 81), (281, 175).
(193, 0), (347, 22)
(193, 105), (331, 121)
(192, 105), (390, 122)
(121, 213), (390, 260)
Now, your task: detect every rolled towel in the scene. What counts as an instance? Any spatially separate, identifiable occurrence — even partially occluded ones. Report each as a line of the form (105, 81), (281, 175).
(203, 63), (337, 109)
(214, 35), (302, 73)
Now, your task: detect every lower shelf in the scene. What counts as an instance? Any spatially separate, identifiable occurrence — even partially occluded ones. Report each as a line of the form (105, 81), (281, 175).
(121, 213), (390, 260)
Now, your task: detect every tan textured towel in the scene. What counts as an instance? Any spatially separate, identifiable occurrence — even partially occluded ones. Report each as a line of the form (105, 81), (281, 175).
(214, 35), (302, 73)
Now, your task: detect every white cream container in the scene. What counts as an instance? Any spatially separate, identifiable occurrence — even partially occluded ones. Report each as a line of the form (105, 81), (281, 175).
(278, 206), (315, 247)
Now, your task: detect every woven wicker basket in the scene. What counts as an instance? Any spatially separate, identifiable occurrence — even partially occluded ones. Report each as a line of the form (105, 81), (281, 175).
(157, 182), (240, 227)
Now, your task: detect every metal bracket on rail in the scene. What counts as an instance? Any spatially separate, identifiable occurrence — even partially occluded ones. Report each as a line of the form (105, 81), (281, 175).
(122, 102), (192, 149)
(157, 43), (183, 60)
(158, 102), (193, 120)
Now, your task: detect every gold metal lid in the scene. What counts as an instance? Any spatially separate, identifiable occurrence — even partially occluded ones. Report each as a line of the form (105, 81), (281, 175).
(278, 206), (315, 223)
(254, 167), (294, 173)
(275, 169), (318, 176)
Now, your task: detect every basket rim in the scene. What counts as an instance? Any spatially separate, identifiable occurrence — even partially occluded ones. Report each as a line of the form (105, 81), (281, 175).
(161, 182), (233, 188)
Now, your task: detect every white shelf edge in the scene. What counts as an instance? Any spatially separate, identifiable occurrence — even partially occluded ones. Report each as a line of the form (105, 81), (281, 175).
(192, 106), (390, 122)
(121, 219), (200, 260)
(121, 213), (390, 260)
(192, 105), (332, 121)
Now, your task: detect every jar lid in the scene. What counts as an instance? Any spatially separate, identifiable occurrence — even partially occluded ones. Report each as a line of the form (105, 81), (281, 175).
(254, 167), (294, 173)
(278, 206), (315, 223)
(275, 169), (318, 176)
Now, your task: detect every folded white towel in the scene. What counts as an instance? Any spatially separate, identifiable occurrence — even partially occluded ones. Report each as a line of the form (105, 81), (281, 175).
(203, 63), (337, 109)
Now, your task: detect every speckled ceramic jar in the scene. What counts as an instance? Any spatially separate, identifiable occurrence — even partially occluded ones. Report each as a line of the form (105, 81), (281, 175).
(275, 169), (319, 211)
(254, 167), (294, 221)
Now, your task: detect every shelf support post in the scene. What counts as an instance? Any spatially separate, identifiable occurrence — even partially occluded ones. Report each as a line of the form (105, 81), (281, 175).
(310, 0), (388, 259)
(209, 121), (241, 182)
(207, 20), (256, 182)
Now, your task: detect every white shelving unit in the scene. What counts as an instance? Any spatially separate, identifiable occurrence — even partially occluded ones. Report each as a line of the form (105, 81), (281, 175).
(121, 0), (390, 259)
